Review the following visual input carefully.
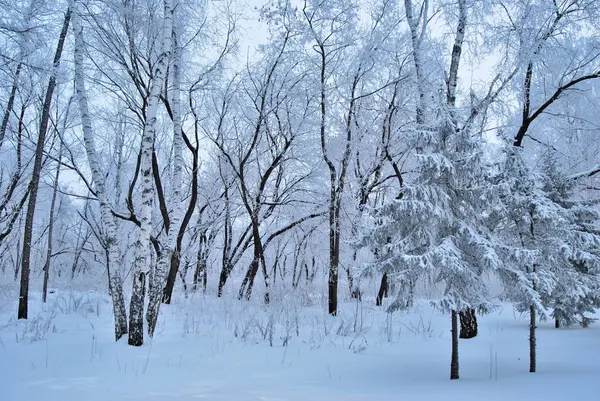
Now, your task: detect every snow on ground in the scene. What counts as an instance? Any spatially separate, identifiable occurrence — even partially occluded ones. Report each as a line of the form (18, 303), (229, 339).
(1, 288), (599, 401)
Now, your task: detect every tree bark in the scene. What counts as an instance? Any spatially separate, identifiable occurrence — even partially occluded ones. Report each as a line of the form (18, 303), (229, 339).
(128, 271), (146, 346)
(459, 308), (478, 339)
(451, 310), (459, 380)
(376, 273), (388, 306)
(530, 301), (536, 373)
(238, 219), (270, 303)
(0, 62), (22, 150)
(217, 179), (233, 297)
(18, 8), (71, 320)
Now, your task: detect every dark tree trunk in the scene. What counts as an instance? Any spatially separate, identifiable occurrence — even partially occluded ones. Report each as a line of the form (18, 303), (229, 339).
(529, 260), (537, 373)
(161, 140), (198, 304)
(238, 220), (270, 303)
(0, 62), (22, 150)
(238, 259), (256, 300)
(451, 310), (459, 380)
(376, 273), (389, 306)
(14, 219), (22, 280)
(18, 9), (71, 320)
(529, 303), (536, 373)
(162, 250), (181, 304)
(459, 308), (478, 339)
(554, 318), (560, 329)
(328, 196), (341, 316)
(218, 264), (231, 297)
(217, 185), (232, 297)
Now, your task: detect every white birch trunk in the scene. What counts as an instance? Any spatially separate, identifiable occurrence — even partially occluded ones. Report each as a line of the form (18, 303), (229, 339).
(71, 0), (128, 341)
(404, 0), (428, 125)
(446, 0), (466, 109)
(114, 110), (125, 207)
(136, 0), (174, 342)
(147, 9), (182, 334)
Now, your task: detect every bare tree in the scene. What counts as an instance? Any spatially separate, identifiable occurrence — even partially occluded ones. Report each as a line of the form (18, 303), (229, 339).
(18, 7), (71, 320)
(301, 0), (401, 314)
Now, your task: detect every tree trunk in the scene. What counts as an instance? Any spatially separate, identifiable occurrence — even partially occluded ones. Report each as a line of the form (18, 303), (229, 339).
(451, 310), (459, 380)
(327, 239), (339, 315)
(239, 259), (259, 300)
(239, 220), (270, 303)
(160, 140), (198, 304)
(154, 22), (186, 307)
(128, 271), (146, 346)
(139, 0), (174, 341)
(218, 263), (232, 297)
(529, 303), (536, 373)
(328, 193), (339, 316)
(162, 249), (180, 302)
(404, 0), (428, 125)
(217, 182), (232, 297)
(376, 273), (388, 306)
(0, 62), (22, 150)
(18, 8), (71, 320)
(42, 141), (63, 303)
(347, 249), (362, 300)
(72, 0), (127, 340)
(13, 218), (22, 281)
(193, 241), (207, 292)
(459, 308), (477, 339)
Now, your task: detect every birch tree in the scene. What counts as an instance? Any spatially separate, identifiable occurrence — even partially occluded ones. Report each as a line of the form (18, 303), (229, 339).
(71, 0), (128, 340)
(138, 0), (174, 344)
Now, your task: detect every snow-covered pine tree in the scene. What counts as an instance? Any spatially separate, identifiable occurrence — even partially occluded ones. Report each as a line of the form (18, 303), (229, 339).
(360, 103), (499, 380)
(539, 155), (600, 328)
(492, 147), (564, 373)
(360, 0), (502, 380)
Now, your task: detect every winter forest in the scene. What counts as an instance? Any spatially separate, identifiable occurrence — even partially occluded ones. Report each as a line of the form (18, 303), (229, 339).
(1, 0), (600, 399)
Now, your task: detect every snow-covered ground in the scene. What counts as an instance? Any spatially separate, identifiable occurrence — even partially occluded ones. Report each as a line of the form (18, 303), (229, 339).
(1, 289), (598, 401)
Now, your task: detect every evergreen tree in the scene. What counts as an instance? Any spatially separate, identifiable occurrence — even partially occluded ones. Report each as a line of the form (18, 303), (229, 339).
(360, 103), (499, 379)
(492, 148), (579, 372)
(539, 155), (600, 328)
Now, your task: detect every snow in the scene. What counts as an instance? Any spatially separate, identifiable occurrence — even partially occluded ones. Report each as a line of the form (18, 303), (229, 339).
(1, 290), (599, 401)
